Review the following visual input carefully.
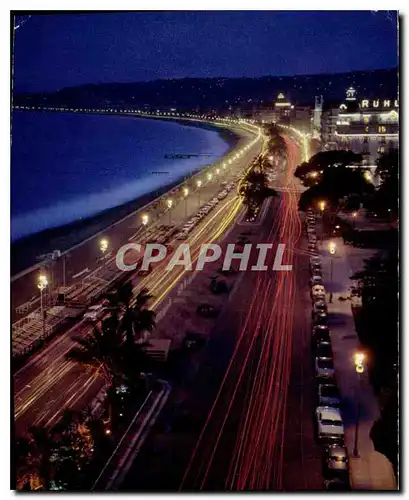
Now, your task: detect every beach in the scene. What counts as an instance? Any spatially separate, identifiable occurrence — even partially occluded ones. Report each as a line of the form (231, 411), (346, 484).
(11, 116), (243, 276)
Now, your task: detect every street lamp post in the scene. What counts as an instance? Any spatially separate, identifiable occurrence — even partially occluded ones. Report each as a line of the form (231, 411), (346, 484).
(196, 179), (202, 208)
(328, 241), (336, 303)
(183, 187), (189, 219)
(62, 254), (67, 289)
(167, 198), (173, 226)
(353, 351), (365, 458)
(37, 274), (48, 340)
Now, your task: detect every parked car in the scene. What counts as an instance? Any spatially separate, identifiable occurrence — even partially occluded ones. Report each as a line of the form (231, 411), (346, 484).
(310, 266), (322, 278)
(312, 325), (331, 345)
(183, 333), (206, 351)
(311, 284), (325, 298)
(83, 304), (106, 322)
(311, 267), (322, 278)
(315, 341), (333, 360)
(323, 445), (349, 481)
(318, 383), (341, 407)
(313, 310), (328, 325)
(310, 275), (323, 286)
(196, 304), (219, 318)
(315, 357), (335, 379)
(324, 478), (350, 490)
(315, 406), (344, 444)
(312, 300), (327, 315)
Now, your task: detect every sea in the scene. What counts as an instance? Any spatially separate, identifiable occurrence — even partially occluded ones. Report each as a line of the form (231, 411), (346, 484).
(11, 111), (231, 242)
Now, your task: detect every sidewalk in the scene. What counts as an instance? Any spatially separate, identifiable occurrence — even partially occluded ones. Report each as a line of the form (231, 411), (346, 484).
(316, 226), (397, 490)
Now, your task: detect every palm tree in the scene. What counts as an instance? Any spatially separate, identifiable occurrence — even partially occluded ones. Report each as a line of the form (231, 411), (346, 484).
(16, 426), (55, 491)
(105, 284), (156, 344)
(115, 286), (156, 345)
(66, 288), (156, 425)
(66, 321), (122, 386)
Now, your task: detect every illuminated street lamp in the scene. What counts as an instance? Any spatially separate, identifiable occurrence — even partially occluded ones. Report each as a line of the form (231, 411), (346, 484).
(318, 200), (326, 213)
(207, 172), (213, 182)
(100, 238), (109, 254)
(183, 187), (189, 218)
(141, 213), (149, 226)
(353, 351), (366, 457)
(216, 168), (221, 175)
(167, 198), (173, 226)
(364, 171), (372, 182)
(37, 274), (48, 339)
(328, 241), (336, 303)
(352, 211), (358, 229)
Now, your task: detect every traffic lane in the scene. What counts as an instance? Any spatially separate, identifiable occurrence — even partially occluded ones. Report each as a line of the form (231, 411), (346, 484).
(11, 136), (260, 320)
(179, 189), (298, 490)
(14, 319), (92, 396)
(14, 195), (244, 433)
(279, 133), (322, 490)
(281, 250), (324, 491)
(15, 366), (104, 435)
(120, 197), (283, 491)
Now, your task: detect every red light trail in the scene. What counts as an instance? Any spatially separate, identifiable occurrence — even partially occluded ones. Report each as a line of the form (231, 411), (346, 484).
(180, 135), (303, 491)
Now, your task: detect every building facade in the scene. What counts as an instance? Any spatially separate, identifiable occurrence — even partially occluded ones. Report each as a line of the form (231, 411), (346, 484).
(321, 87), (399, 167)
(252, 93), (312, 133)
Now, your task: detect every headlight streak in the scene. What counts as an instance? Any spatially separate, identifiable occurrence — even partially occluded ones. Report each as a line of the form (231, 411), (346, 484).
(180, 135), (304, 491)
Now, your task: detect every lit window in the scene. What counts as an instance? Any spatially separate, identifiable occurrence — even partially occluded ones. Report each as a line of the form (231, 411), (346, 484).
(378, 147), (385, 154)
(378, 126), (386, 133)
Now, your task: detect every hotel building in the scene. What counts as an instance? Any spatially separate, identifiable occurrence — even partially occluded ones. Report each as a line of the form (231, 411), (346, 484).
(321, 87), (399, 168)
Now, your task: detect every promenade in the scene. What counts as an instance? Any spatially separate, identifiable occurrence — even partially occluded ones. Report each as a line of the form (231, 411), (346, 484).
(317, 221), (397, 490)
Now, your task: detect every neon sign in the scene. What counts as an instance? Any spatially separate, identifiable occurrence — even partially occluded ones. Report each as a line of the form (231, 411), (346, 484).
(360, 99), (399, 109)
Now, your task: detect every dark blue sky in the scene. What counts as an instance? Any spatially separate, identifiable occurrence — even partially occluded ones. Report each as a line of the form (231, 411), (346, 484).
(12, 11), (398, 93)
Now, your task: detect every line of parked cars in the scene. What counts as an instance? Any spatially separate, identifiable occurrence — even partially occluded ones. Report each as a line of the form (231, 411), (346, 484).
(176, 182), (235, 240)
(305, 208), (350, 491)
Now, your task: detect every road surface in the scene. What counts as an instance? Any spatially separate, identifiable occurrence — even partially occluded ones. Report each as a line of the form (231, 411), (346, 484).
(121, 133), (324, 491)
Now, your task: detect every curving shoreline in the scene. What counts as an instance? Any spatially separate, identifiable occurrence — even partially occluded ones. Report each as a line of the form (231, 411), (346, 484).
(11, 115), (248, 275)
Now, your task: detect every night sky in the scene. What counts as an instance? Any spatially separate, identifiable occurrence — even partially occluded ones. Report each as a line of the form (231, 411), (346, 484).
(12, 11), (398, 93)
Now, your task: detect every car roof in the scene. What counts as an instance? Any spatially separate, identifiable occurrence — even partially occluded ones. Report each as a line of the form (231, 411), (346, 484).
(317, 406), (342, 420)
(319, 382), (338, 391)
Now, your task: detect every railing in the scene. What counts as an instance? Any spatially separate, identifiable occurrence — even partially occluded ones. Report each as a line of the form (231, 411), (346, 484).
(92, 380), (171, 491)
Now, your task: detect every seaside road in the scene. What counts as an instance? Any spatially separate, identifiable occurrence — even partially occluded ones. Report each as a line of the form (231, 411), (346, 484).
(11, 123), (262, 324)
(122, 134), (323, 492)
(13, 185), (248, 436)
